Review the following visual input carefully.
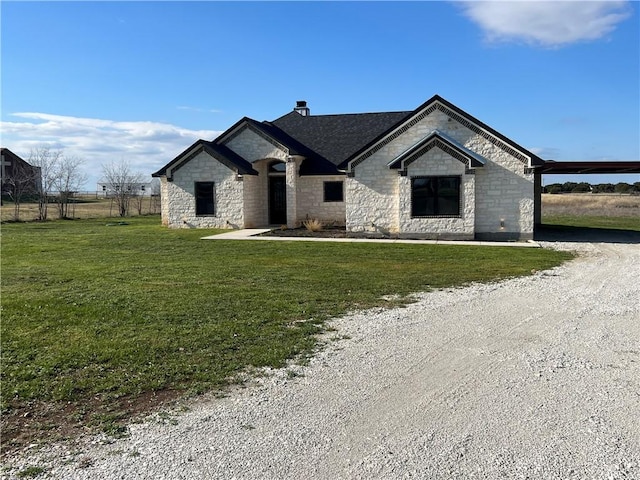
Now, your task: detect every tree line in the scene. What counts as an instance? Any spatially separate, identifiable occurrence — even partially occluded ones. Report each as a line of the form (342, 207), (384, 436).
(544, 181), (640, 195)
(3, 147), (155, 221)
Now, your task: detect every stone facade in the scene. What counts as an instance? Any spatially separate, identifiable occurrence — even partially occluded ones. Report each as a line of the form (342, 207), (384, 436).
(242, 161), (268, 228)
(398, 151), (475, 239)
(164, 151), (244, 229)
(347, 107), (534, 240)
(297, 175), (346, 226)
(156, 97), (537, 239)
(225, 127), (288, 162)
(223, 130), (347, 228)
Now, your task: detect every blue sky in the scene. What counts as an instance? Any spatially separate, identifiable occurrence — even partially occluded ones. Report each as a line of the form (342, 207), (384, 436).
(2, 1), (639, 189)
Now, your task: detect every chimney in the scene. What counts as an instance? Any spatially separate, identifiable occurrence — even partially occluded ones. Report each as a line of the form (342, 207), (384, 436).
(294, 100), (310, 116)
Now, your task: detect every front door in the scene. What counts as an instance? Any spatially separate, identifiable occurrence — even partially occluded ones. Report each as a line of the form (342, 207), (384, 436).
(269, 176), (287, 225)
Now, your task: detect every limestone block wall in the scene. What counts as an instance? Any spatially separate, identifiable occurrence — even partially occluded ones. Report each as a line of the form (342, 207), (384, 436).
(243, 161), (268, 227)
(347, 106), (534, 239)
(224, 128), (288, 162)
(346, 111), (457, 234)
(286, 158), (301, 228)
(398, 150), (474, 239)
(160, 177), (169, 226)
(346, 167), (397, 234)
(165, 151), (243, 229)
(474, 157), (534, 240)
(296, 175), (347, 226)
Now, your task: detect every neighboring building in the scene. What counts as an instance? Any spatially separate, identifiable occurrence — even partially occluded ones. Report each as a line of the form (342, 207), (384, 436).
(0, 148), (42, 198)
(153, 95), (546, 240)
(97, 180), (153, 197)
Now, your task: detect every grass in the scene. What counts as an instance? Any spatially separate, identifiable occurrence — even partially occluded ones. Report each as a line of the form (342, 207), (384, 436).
(1, 215), (572, 453)
(542, 193), (640, 232)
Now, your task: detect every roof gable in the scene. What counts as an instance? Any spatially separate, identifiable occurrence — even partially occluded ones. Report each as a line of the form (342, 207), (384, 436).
(1, 148), (33, 168)
(219, 117), (291, 155)
(152, 140), (258, 179)
(153, 94), (544, 180)
(388, 130), (486, 172)
(347, 94), (544, 171)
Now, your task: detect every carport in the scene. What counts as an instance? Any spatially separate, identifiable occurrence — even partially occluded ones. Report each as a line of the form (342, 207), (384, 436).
(533, 160), (640, 229)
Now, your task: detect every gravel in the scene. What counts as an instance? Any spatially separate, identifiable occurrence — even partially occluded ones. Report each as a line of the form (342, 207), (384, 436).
(4, 240), (639, 479)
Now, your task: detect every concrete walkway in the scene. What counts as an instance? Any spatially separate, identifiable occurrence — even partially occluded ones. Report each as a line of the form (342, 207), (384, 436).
(202, 229), (541, 247)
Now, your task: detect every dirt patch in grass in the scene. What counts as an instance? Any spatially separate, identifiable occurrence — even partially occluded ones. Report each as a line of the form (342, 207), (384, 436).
(1, 389), (183, 458)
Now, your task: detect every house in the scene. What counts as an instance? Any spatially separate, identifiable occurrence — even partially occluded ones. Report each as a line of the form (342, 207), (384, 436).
(152, 95), (545, 240)
(96, 180), (153, 197)
(1, 148), (42, 198)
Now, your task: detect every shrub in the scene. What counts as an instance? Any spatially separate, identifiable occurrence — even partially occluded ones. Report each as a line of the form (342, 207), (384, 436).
(303, 218), (323, 232)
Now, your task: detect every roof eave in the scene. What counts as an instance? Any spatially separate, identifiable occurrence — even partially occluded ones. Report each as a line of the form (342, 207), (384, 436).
(152, 140), (208, 178)
(346, 94), (544, 170)
(388, 130), (486, 170)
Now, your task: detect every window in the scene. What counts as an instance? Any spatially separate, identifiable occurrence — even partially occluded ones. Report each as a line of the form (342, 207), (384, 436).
(411, 176), (460, 217)
(195, 181), (215, 216)
(324, 181), (344, 202)
(268, 161), (287, 173)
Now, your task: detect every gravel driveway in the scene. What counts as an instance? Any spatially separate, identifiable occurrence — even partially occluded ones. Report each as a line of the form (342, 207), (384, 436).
(4, 240), (639, 479)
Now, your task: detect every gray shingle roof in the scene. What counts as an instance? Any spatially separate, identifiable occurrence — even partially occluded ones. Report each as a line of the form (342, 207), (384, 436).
(270, 110), (411, 168)
(154, 94), (545, 179)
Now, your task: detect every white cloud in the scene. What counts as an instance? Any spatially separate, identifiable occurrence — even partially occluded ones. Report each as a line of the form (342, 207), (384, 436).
(459, 1), (632, 47)
(1, 112), (222, 190)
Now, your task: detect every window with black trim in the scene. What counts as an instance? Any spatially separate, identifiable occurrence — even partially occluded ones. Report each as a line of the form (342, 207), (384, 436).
(411, 176), (460, 217)
(195, 181), (215, 216)
(324, 181), (344, 202)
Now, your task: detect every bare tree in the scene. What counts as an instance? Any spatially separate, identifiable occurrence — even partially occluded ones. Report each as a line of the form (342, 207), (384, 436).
(132, 185), (147, 216)
(101, 160), (143, 217)
(4, 161), (39, 221)
(53, 155), (87, 219)
(29, 147), (62, 221)
(149, 178), (161, 214)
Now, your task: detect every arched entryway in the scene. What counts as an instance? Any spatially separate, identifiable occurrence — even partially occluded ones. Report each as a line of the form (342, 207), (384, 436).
(268, 161), (287, 225)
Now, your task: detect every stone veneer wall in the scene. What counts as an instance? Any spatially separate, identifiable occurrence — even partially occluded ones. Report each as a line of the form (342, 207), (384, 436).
(164, 151), (244, 229)
(474, 157), (534, 240)
(398, 150), (474, 239)
(296, 175), (347, 226)
(345, 167), (397, 234)
(243, 161), (268, 227)
(224, 129), (291, 228)
(286, 158), (301, 228)
(347, 107), (534, 239)
(160, 177), (169, 226)
(224, 128), (288, 162)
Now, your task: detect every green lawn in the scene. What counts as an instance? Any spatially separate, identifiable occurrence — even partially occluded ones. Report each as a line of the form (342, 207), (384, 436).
(1, 216), (572, 448)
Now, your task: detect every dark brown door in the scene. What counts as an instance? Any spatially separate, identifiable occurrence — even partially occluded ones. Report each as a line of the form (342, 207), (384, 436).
(269, 176), (287, 225)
